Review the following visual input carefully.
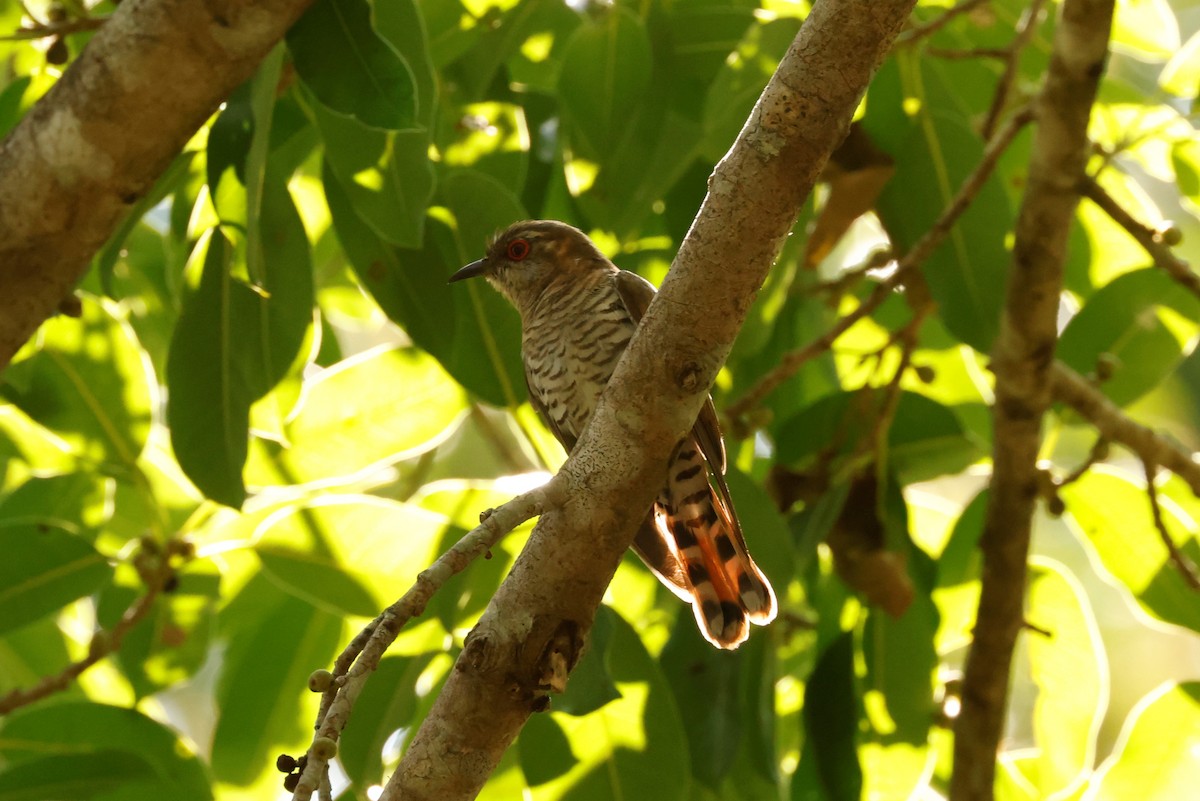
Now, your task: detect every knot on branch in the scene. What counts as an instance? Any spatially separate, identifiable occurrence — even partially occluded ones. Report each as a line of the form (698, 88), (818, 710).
(675, 360), (704, 394)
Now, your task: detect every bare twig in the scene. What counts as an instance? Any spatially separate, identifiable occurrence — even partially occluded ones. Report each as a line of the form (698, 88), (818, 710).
(951, 0), (1114, 797)
(927, 46), (1012, 60)
(1142, 461), (1200, 591)
(1080, 175), (1200, 300)
(1051, 361), (1200, 496)
(981, 0), (1049, 139)
(727, 106), (1034, 422)
(291, 486), (552, 801)
(1, 16), (106, 40)
(1058, 435), (1110, 488)
(0, 542), (181, 715)
(896, 0), (992, 45)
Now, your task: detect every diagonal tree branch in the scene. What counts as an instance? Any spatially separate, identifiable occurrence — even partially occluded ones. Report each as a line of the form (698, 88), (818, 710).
(1050, 361), (1200, 495)
(382, 1), (918, 799)
(1080, 175), (1200, 300)
(291, 485), (554, 800)
(0, 0), (317, 371)
(950, 0), (1115, 798)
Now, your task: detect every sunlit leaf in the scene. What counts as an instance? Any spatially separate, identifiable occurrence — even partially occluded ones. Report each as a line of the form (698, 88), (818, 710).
(1110, 0), (1179, 61)
(1086, 682), (1200, 800)
(340, 653), (438, 791)
(1058, 268), (1200, 407)
(0, 701), (212, 801)
(519, 609), (690, 801)
(1025, 558), (1108, 798)
(0, 523), (112, 636)
(253, 495), (448, 616)
(246, 346), (467, 487)
(1159, 29), (1200, 98)
(1061, 468), (1200, 635)
(212, 584), (343, 785)
(314, 102), (433, 247)
(2, 296), (153, 471)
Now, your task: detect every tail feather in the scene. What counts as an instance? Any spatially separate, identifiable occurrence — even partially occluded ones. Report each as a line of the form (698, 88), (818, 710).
(653, 438), (777, 649)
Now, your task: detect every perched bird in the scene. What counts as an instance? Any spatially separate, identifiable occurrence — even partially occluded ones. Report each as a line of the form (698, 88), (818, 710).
(450, 220), (776, 648)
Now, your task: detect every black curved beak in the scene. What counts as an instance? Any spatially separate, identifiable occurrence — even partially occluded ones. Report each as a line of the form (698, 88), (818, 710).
(448, 258), (488, 284)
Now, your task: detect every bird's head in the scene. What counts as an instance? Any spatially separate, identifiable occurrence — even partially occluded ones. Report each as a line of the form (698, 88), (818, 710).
(449, 220), (611, 315)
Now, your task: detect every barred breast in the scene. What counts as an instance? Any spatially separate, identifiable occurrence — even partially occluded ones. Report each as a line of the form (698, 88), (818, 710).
(521, 271), (635, 445)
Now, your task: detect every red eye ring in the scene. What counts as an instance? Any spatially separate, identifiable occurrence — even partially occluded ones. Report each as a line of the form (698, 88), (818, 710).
(506, 238), (531, 261)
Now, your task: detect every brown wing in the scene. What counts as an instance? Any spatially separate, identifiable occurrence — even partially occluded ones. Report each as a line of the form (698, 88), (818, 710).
(613, 270), (748, 595)
(613, 269), (739, 522)
(524, 371), (577, 454)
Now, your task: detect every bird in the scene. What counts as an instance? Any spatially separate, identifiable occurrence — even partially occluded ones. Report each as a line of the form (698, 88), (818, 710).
(449, 219), (776, 648)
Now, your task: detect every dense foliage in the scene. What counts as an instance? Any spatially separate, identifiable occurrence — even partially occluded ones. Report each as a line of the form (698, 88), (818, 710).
(1, 0), (1198, 799)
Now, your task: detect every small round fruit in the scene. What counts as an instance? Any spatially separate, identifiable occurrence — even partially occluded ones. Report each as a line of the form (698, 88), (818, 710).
(312, 736), (338, 760)
(308, 669), (333, 693)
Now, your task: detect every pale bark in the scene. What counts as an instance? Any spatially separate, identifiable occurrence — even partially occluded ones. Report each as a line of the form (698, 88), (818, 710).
(950, 1), (1115, 798)
(0, 0), (315, 370)
(382, 1), (918, 798)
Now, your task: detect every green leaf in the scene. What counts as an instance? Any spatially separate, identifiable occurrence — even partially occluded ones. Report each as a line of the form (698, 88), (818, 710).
(1025, 558), (1107, 799)
(0, 751), (155, 801)
(1160, 29), (1200, 99)
(726, 468), (796, 592)
(340, 653), (437, 791)
(0, 524), (112, 635)
(0, 701), (212, 801)
(1087, 682), (1200, 799)
(253, 495), (447, 617)
(800, 632), (862, 801)
(96, 561), (220, 699)
(0, 617), (75, 699)
(0, 76), (31, 139)
(212, 586), (343, 785)
(555, 604), (621, 717)
(557, 6), (652, 161)
(775, 391), (982, 483)
(315, 108), (433, 246)
(862, 55), (1012, 351)
(287, 0), (416, 130)
(863, 596), (937, 745)
(520, 609), (690, 801)
(370, 0), (437, 128)
(1061, 469), (1200, 634)
(1110, 0), (1179, 61)
(2, 296), (152, 471)
(0, 473), (113, 538)
(246, 346), (467, 487)
(659, 609), (743, 787)
(703, 18), (800, 161)
(437, 169), (528, 407)
(167, 176), (312, 507)
(1058, 268), (1200, 407)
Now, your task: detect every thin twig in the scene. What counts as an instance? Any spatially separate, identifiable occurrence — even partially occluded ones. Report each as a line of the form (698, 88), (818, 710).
(0, 543), (180, 715)
(1142, 461), (1200, 591)
(1058, 435), (1110, 488)
(727, 106), (1034, 422)
(291, 485), (552, 801)
(1051, 361), (1200, 496)
(927, 46), (1012, 60)
(896, 0), (992, 45)
(1, 16), (106, 40)
(1080, 175), (1200, 300)
(981, 0), (1049, 139)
